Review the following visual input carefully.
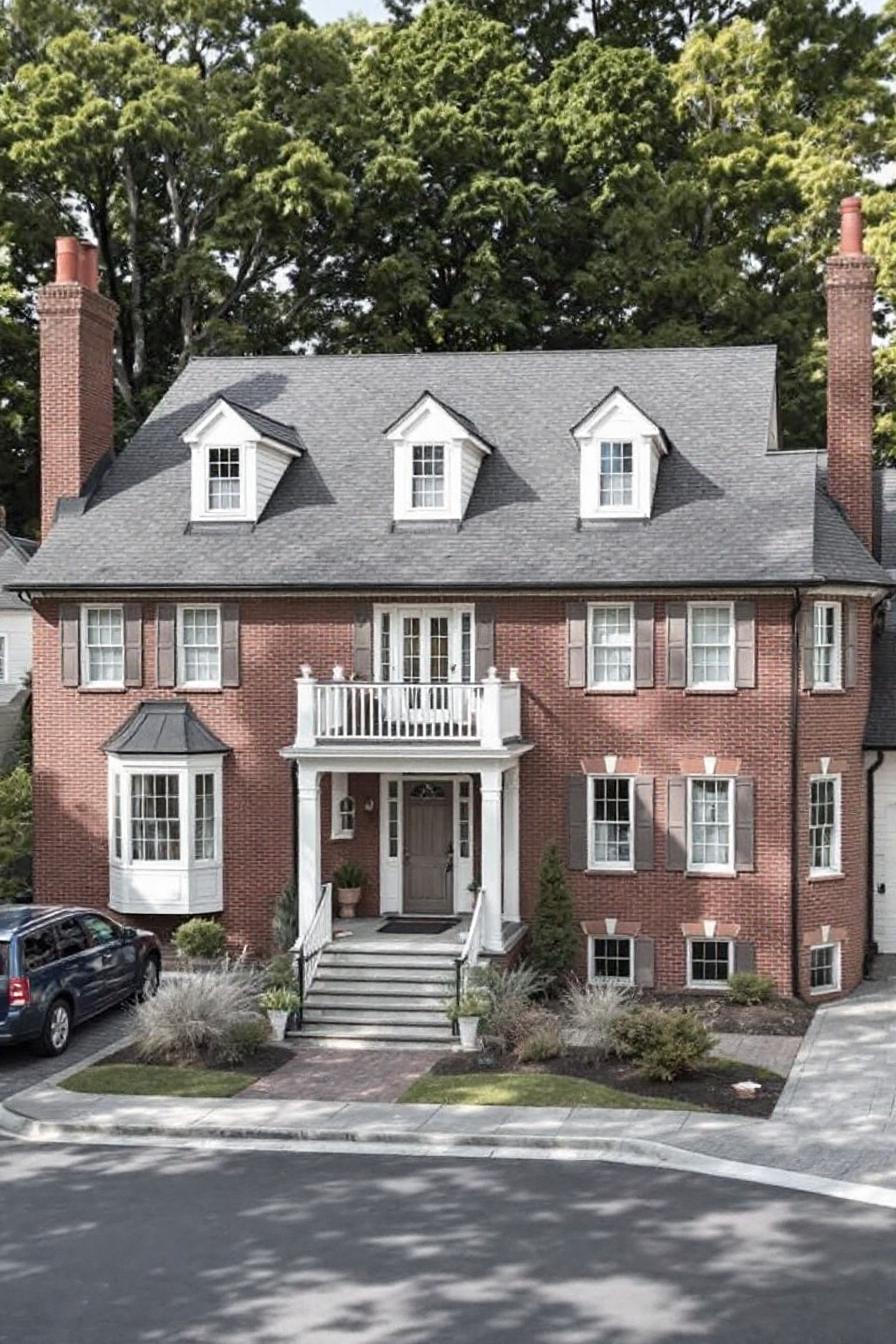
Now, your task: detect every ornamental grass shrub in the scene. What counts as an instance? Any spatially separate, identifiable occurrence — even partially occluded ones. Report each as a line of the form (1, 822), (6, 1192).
(133, 967), (267, 1068)
(613, 1006), (715, 1082)
(470, 961), (549, 1053)
(562, 979), (637, 1059)
(516, 1014), (564, 1063)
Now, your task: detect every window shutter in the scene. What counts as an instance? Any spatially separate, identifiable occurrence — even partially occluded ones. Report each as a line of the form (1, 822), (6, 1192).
(156, 605), (175, 687)
(566, 602), (587, 688)
(734, 941), (756, 974)
(221, 604), (240, 687)
(800, 603), (815, 690)
(124, 604), (142, 687)
(666, 603), (687, 687)
(634, 602), (654, 688)
(567, 773), (588, 870)
(353, 604), (373, 681)
(735, 777), (755, 872)
(633, 937), (655, 988)
(734, 601), (756, 689)
(666, 777), (687, 871)
(474, 602), (496, 680)
(844, 601), (858, 689)
(633, 776), (654, 871)
(60, 605), (80, 688)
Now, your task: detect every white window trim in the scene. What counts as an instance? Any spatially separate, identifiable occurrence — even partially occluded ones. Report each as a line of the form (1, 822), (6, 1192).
(410, 443), (447, 513)
(813, 601), (842, 690)
(176, 604), (222, 690)
(81, 603), (125, 689)
(330, 771), (355, 840)
(686, 937), (734, 990)
(0, 632), (9, 683)
(809, 941), (842, 995)
(587, 934), (635, 985)
(686, 776), (736, 875)
(587, 774), (635, 872)
(809, 773), (842, 877)
(108, 755), (224, 873)
(205, 444), (244, 516)
(687, 601), (736, 691)
(587, 602), (635, 691)
(373, 605), (475, 684)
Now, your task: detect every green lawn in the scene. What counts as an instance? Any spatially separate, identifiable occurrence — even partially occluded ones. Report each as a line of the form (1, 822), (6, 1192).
(400, 1072), (696, 1110)
(60, 1063), (255, 1099)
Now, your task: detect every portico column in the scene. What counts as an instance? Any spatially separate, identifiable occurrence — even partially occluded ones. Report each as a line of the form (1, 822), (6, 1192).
(296, 762), (321, 940)
(480, 766), (504, 953)
(502, 763), (520, 924)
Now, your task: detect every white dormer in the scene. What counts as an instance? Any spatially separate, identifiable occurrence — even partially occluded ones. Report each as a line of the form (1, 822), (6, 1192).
(182, 397), (303, 524)
(385, 392), (492, 524)
(572, 387), (667, 521)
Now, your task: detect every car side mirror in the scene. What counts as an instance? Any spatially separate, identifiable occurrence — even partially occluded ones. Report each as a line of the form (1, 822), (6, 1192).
(122, 926), (138, 942)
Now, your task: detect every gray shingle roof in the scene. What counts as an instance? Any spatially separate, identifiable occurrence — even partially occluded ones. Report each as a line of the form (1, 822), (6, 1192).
(16, 346), (889, 592)
(103, 701), (230, 756)
(218, 397), (304, 453)
(0, 532), (34, 609)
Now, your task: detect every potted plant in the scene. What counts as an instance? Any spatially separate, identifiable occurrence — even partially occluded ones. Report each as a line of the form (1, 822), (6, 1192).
(446, 990), (490, 1051)
(260, 986), (301, 1041)
(333, 861), (366, 919)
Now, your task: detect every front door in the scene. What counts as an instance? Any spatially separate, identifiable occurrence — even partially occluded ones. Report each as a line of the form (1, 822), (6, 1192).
(403, 781), (453, 914)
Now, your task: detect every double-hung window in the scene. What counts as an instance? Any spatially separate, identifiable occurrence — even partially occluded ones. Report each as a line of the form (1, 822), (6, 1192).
(178, 607), (221, 687)
(598, 440), (633, 507)
(411, 444), (446, 510)
(130, 774), (181, 862)
(688, 603), (734, 689)
(589, 776), (634, 870)
(193, 773), (217, 861)
(207, 446), (242, 512)
(687, 938), (732, 988)
(82, 606), (125, 687)
(813, 602), (841, 689)
(687, 777), (734, 873)
(809, 775), (841, 875)
(589, 936), (633, 983)
(810, 943), (841, 994)
(588, 604), (634, 689)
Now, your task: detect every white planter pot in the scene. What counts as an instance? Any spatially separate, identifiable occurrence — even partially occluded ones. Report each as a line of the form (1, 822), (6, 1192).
(267, 1009), (289, 1042)
(458, 1016), (480, 1052)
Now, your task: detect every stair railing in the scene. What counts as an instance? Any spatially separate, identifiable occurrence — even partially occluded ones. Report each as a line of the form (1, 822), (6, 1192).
(292, 882), (333, 1031)
(453, 887), (485, 1037)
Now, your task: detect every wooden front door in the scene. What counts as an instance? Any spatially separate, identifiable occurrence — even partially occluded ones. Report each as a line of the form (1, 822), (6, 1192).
(403, 781), (453, 914)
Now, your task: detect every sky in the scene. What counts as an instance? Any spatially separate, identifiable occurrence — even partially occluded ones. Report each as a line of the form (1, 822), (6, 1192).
(304, 0), (886, 20)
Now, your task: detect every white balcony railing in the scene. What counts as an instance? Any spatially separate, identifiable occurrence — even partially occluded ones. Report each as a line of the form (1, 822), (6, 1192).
(294, 666), (522, 749)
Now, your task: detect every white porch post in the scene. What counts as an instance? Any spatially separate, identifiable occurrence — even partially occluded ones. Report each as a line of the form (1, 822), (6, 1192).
(480, 765), (504, 952)
(296, 762), (321, 939)
(502, 763), (520, 924)
(295, 665), (317, 749)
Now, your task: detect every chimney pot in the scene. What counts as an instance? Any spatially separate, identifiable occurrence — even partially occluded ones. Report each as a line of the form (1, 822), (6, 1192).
(54, 237), (80, 284)
(77, 242), (99, 291)
(840, 196), (863, 255)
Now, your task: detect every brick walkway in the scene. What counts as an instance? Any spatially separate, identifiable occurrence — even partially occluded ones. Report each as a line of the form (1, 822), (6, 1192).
(244, 1045), (450, 1103)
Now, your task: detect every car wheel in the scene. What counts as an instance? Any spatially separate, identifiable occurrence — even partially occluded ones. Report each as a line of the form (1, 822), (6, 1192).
(35, 998), (72, 1057)
(138, 956), (160, 1002)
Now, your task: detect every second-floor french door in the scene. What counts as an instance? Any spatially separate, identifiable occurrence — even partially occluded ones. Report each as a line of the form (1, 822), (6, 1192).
(375, 607), (474, 684)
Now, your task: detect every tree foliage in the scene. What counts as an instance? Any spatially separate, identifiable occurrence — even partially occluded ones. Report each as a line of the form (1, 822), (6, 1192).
(529, 844), (578, 983)
(0, 765), (32, 903)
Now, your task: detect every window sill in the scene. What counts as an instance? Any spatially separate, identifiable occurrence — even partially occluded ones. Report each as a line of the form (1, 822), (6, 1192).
(585, 866), (636, 877)
(174, 685), (223, 695)
(686, 983), (731, 993)
(807, 687), (845, 696)
(685, 869), (737, 879)
(810, 984), (841, 996)
(683, 687), (738, 696)
(584, 687), (637, 697)
(807, 871), (844, 883)
(78, 685), (127, 694)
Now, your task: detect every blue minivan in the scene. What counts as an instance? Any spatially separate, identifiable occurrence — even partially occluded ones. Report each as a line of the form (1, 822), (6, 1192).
(0, 906), (162, 1056)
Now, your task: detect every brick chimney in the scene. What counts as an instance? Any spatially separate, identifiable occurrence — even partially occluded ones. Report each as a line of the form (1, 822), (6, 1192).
(38, 237), (118, 537)
(825, 195), (875, 551)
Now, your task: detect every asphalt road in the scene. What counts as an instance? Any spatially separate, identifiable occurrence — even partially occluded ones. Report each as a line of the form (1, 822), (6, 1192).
(0, 1143), (894, 1343)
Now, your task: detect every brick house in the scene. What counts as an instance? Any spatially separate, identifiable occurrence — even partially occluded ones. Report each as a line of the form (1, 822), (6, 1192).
(14, 198), (895, 1034)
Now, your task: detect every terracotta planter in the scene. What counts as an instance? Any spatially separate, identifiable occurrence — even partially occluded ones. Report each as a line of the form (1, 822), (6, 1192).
(337, 886), (362, 918)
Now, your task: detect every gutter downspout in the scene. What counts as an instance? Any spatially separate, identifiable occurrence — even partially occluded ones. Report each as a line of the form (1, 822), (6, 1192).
(291, 759), (299, 912)
(866, 748), (884, 975)
(790, 589), (802, 998)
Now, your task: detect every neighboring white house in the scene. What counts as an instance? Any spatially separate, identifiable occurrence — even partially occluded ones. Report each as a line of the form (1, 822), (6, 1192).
(0, 526), (37, 768)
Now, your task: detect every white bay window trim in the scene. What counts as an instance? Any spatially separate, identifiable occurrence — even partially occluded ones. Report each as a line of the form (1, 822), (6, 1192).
(809, 774), (841, 876)
(107, 753), (224, 916)
(687, 601), (735, 690)
(687, 776), (735, 874)
(81, 604), (125, 688)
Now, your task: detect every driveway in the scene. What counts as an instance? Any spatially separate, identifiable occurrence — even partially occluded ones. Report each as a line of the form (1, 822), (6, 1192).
(0, 1001), (131, 1100)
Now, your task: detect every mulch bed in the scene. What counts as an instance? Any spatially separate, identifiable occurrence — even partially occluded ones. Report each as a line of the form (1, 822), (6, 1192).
(430, 1048), (786, 1117)
(100, 1043), (295, 1076)
(639, 992), (814, 1037)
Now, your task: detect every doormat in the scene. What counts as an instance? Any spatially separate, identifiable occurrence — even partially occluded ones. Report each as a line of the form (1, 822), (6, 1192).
(377, 918), (460, 936)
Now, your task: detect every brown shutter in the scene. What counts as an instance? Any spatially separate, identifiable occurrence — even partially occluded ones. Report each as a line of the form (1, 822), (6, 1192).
(221, 604), (240, 687)
(567, 773), (588, 870)
(634, 601), (654, 688)
(123, 604), (142, 687)
(844, 601), (858, 689)
(633, 937), (655, 988)
(353, 604), (373, 681)
(734, 941), (756, 974)
(666, 776), (687, 871)
(156, 605), (175, 687)
(734, 601), (756, 689)
(666, 603), (687, 687)
(60, 605), (80, 687)
(735, 777), (755, 872)
(566, 602), (587, 688)
(474, 602), (496, 680)
(800, 602), (815, 690)
(633, 776), (654, 871)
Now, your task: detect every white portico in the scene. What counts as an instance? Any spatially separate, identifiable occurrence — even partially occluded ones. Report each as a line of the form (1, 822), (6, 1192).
(281, 664), (531, 953)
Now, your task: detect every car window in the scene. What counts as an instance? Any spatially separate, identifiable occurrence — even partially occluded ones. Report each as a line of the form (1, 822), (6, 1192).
(22, 926), (59, 971)
(55, 917), (90, 959)
(0, 942), (7, 976)
(80, 914), (120, 946)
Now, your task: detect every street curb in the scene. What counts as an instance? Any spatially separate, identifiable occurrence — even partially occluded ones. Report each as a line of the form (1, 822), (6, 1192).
(3, 1102), (896, 1210)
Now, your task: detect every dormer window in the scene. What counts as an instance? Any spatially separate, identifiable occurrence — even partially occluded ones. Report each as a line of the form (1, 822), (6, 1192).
(207, 447), (242, 513)
(573, 388), (667, 521)
(412, 444), (446, 510)
(182, 397), (303, 525)
(385, 392), (493, 524)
